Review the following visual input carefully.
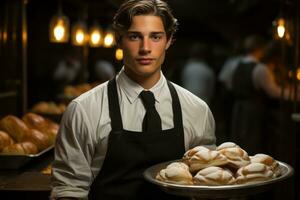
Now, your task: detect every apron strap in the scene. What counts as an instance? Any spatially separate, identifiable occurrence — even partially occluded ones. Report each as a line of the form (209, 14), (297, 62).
(108, 77), (123, 131)
(167, 81), (183, 131)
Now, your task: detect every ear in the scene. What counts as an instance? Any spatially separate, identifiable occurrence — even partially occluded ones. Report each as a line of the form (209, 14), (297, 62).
(165, 36), (173, 50)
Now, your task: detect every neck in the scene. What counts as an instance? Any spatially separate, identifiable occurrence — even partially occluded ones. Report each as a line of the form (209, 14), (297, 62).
(124, 68), (161, 89)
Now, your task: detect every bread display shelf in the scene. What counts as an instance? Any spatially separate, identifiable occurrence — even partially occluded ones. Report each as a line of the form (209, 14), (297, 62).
(144, 159), (294, 199)
(0, 145), (54, 170)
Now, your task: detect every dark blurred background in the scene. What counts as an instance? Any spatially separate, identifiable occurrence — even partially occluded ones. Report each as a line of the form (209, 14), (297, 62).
(0, 0), (299, 199)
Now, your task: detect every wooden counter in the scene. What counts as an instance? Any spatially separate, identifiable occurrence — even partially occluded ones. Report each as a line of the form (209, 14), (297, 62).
(0, 149), (53, 199)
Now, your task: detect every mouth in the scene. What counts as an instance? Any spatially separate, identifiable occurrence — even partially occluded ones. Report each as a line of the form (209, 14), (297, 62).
(136, 58), (154, 65)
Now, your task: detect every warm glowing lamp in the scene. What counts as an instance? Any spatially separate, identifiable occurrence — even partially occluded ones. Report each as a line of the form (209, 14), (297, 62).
(71, 21), (88, 46)
(49, 12), (70, 43)
(89, 24), (103, 47)
(277, 18), (285, 38)
(103, 29), (115, 48)
(115, 48), (123, 60)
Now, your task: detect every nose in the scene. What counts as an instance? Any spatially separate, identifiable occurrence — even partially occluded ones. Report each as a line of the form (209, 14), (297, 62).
(139, 38), (151, 55)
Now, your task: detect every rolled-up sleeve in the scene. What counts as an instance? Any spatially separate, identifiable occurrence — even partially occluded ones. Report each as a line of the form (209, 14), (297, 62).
(51, 101), (95, 200)
(201, 106), (216, 150)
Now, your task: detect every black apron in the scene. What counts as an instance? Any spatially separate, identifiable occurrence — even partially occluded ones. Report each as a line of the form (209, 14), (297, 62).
(88, 78), (188, 200)
(231, 62), (266, 155)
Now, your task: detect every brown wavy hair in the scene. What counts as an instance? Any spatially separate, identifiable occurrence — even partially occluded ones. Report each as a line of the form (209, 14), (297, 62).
(113, 0), (178, 44)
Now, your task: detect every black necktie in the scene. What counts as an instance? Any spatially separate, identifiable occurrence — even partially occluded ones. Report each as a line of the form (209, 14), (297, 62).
(140, 90), (162, 133)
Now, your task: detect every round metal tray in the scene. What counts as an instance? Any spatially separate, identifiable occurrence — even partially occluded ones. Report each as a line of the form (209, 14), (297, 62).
(143, 160), (294, 199)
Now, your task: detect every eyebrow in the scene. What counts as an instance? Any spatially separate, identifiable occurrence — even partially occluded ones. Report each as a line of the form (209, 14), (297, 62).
(126, 31), (166, 35)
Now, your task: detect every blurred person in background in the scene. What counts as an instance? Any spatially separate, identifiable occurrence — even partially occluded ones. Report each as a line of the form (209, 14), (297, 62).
(92, 59), (116, 84)
(181, 43), (215, 104)
(231, 40), (300, 155)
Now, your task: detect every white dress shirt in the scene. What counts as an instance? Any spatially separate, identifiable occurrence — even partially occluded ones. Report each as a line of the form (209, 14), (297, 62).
(51, 68), (216, 199)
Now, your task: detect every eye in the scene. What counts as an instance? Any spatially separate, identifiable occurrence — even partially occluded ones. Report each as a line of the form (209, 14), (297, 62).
(128, 34), (140, 41)
(151, 34), (162, 42)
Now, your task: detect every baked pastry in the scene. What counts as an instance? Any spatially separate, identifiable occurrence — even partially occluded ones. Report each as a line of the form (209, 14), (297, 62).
(24, 129), (51, 151)
(0, 115), (29, 142)
(217, 142), (240, 151)
(193, 166), (235, 186)
(183, 146), (228, 173)
(22, 113), (59, 144)
(218, 146), (250, 169)
(0, 130), (14, 151)
(235, 163), (274, 184)
(250, 154), (281, 177)
(2, 141), (38, 155)
(156, 162), (193, 185)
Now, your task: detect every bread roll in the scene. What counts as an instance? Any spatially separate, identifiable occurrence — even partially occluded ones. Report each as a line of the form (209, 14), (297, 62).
(218, 146), (250, 169)
(193, 166), (235, 186)
(156, 162), (193, 185)
(235, 163), (274, 184)
(0, 130), (14, 151)
(2, 141), (38, 155)
(0, 115), (29, 142)
(22, 112), (59, 144)
(183, 146), (228, 173)
(250, 154), (281, 177)
(24, 129), (51, 151)
(43, 119), (59, 144)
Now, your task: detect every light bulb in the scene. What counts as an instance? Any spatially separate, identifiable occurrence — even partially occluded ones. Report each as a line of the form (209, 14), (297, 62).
(75, 30), (85, 44)
(277, 18), (285, 38)
(104, 33), (114, 47)
(115, 48), (123, 60)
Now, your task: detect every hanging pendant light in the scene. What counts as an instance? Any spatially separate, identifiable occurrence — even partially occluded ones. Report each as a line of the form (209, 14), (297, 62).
(276, 18), (286, 38)
(103, 28), (115, 48)
(49, 5), (69, 43)
(89, 23), (103, 47)
(115, 48), (123, 60)
(71, 20), (88, 46)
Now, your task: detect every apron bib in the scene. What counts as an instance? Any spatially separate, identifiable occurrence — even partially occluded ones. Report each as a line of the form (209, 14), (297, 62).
(88, 78), (188, 200)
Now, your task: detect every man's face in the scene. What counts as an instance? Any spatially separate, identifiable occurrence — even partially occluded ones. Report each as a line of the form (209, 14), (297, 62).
(120, 15), (172, 87)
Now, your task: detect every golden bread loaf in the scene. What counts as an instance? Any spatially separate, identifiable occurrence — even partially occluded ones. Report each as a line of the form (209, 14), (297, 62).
(23, 129), (51, 151)
(0, 130), (14, 151)
(193, 166), (235, 186)
(183, 146), (228, 173)
(0, 115), (29, 142)
(22, 112), (59, 144)
(2, 141), (38, 155)
(156, 162), (193, 185)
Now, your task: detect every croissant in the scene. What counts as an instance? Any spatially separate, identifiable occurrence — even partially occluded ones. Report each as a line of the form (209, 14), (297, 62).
(0, 130), (15, 151)
(183, 146), (228, 173)
(0, 115), (29, 142)
(218, 146), (250, 169)
(193, 166), (235, 186)
(2, 141), (38, 155)
(156, 162), (193, 185)
(235, 163), (274, 184)
(250, 154), (281, 177)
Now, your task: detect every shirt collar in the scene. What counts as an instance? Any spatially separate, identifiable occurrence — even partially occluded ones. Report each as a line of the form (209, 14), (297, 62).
(116, 67), (166, 104)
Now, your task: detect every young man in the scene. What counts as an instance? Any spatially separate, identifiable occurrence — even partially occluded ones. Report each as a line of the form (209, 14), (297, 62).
(51, 0), (216, 199)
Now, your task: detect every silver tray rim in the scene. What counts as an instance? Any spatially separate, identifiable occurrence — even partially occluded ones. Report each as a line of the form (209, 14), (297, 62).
(143, 159), (294, 191)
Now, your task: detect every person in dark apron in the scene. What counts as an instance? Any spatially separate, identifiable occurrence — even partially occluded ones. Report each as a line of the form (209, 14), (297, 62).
(231, 61), (267, 155)
(51, 1), (216, 199)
